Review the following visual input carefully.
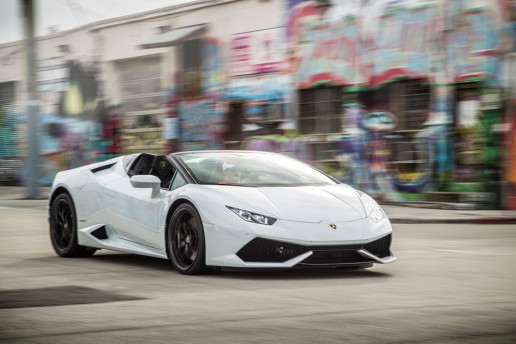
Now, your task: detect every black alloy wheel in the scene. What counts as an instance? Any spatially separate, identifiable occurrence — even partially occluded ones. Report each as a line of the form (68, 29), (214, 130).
(49, 193), (96, 257)
(168, 203), (209, 275)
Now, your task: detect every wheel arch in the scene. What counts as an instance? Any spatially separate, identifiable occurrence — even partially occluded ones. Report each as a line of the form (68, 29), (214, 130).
(49, 186), (73, 211)
(164, 198), (196, 258)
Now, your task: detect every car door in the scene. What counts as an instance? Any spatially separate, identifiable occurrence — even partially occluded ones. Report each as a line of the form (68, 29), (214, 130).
(103, 156), (176, 250)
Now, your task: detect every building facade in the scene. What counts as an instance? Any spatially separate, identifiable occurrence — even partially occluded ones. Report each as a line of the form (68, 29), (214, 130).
(0, 0), (514, 208)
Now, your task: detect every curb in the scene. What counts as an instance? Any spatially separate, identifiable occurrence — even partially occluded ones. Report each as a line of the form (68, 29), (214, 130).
(390, 218), (516, 224)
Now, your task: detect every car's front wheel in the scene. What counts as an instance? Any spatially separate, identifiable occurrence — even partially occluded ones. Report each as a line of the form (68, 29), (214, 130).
(167, 203), (209, 275)
(49, 193), (96, 257)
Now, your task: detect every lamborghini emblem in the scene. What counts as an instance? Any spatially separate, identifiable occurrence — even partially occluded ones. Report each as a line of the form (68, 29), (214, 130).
(329, 224), (337, 230)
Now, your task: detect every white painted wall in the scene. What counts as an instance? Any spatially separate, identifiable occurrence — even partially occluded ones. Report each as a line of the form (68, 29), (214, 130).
(0, 0), (283, 109)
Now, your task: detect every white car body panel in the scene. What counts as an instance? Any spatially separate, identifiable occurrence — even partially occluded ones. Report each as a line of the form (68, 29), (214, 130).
(49, 152), (396, 269)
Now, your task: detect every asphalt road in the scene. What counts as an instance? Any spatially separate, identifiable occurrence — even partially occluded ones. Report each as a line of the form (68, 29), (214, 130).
(0, 205), (515, 343)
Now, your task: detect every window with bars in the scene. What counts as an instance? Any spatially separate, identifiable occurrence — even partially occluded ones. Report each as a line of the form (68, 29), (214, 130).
(116, 56), (162, 113)
(298, 87), (342, 162)
(389, 80), (430, 170)
(115, 56), (164, 154)
(298, 87), (342, 135)
(396, 80), (430, 131)
(358, 79), (431, 171)
(453, 82), (482, 182)
(359, 79), (430, 131)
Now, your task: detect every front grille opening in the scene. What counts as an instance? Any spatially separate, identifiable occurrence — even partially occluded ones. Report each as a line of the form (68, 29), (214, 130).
(237, 234), (392, 265)
(236, 238), (307, 263)
(363, 234), (391, 258)
(301, 249), (372, 265)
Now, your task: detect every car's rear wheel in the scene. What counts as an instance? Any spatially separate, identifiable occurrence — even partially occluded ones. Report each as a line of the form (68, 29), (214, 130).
(167, 203), (209, 275)
(50, 193), (96, 257)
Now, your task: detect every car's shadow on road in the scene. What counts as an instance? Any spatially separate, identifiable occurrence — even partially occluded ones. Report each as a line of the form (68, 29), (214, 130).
(11, 252), (172, 272)
(88, 252), (173, 271)
(92, 253), (391, 280)
(25, 252), (391, 280)
(212, 268), (391, 280)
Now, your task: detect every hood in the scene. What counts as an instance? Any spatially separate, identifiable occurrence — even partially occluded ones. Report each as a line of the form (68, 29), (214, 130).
(204, 184), (366, 223)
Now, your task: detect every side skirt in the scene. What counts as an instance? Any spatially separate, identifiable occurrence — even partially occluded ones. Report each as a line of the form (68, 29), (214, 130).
(77, 224), (167, 259)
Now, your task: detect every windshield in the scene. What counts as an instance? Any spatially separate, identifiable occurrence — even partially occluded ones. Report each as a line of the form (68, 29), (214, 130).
(175, 152), (337, 187)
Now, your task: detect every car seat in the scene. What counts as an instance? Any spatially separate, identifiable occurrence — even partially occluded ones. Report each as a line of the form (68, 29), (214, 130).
(150, 157), (174, 189)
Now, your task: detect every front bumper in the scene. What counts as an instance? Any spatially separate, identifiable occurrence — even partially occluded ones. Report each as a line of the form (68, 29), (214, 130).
(237, 234), (394, 266)
(204, 216), (395, 268)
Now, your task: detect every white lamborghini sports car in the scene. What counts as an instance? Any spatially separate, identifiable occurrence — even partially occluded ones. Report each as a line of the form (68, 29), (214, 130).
(49, 151), (396, 275)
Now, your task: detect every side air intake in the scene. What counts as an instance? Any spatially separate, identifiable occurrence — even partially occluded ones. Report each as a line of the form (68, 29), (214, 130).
(91, 226), (108, 240)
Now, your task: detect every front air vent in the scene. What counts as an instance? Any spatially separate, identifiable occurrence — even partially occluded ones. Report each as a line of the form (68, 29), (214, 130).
(237, 238), (307, 263)
(363, 234), (391, 258)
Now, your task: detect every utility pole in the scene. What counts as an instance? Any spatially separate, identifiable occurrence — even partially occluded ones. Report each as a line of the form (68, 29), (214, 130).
(23, 0), (40, 198)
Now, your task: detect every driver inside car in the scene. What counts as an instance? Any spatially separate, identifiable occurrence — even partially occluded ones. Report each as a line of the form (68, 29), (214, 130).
(219, 162), (242, 184)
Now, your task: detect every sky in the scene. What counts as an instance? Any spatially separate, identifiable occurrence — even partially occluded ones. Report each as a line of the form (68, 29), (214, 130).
(0, 0), (192, 44)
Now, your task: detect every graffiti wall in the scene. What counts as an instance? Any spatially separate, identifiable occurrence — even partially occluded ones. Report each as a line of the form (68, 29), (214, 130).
(243, 102), (439, 201)
(506, 99), (516, 209)
(444, 4), (500, 86)
(295, 15), (366, 88)
(0, 46), (23, 183)
(178, 98), (224, 151)
(225, 75), (293, 123)
(18, 57), (118, 185)
(278, 0), (508, 206)
(203, 38), (226, 99)
(229, 28), (283, 77)
(0, 89), (22, 183)
(371, 2), (437, 86)
(286, 1), (362, 88)
(35, 114), (100, 185)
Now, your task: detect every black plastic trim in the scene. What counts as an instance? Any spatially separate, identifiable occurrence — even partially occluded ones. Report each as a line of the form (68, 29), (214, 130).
(91, 163), (116, 174)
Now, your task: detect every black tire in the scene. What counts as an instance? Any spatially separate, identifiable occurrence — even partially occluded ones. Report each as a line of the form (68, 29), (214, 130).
(167, 203), (209, 275)
(49, 193), (96, 257)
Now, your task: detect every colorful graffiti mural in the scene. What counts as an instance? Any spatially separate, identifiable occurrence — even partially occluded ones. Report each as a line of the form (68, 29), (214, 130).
(18, 57), (117, 185)
(371, 3), (437, 86)
(287, 0), (502, 88)
(279, 0), (507, 206)
(445, 4), (500, 86)
(243, 101), (440, 201)
(35, 114), (101, 185)
(179, 98), (224, 151)
(295, 15), (366, 88)
(225, 75), (292, 122)
(286, 0), (364, 88)
(203, 38), (226, 99)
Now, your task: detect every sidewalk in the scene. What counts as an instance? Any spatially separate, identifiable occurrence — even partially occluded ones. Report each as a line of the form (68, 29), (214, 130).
(382, 204), (516, 224)
(1, 186), (516, 224)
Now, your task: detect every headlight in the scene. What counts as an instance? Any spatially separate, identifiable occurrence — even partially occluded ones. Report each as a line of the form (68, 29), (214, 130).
(356, 190), (385, 223)
(226, 206), (277, 225)
(369, 203), (385, 223)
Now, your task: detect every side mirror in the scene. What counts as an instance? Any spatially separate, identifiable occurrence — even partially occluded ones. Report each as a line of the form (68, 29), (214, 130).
(130, 175), (161, 197)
